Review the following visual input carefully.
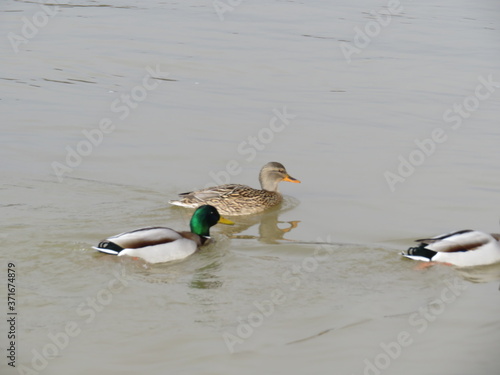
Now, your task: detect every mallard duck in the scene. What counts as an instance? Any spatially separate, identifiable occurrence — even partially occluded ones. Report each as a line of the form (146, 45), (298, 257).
(402, 230), (500, 267)
(93, 205), (234, 264)
(168, 162), (301, 215)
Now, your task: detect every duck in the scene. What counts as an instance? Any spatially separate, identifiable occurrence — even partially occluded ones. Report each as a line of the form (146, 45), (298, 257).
(402, 229), (500, 267)
(93, 205), (234, 264)
(168, 162), (300, 216)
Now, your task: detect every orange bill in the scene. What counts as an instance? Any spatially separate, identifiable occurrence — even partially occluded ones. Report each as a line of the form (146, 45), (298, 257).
(283, 175), (301, 183)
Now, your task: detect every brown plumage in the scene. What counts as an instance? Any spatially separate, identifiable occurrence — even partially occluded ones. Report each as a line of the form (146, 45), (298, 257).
(169, 162), (300, 215)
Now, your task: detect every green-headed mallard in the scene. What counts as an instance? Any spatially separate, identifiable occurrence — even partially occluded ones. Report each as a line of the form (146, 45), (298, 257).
(402, 230), (500, 267)
(168, 162), (300, 215)
(93, 205), (233, 264)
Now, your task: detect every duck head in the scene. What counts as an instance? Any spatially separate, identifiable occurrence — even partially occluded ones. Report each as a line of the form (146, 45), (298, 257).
(259, 162), (301, 191)
(190, 205), (234, 237)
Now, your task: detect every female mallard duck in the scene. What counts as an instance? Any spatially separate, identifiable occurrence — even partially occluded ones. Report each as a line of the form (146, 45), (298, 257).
(93, 205), (233, 264)
(168, 162), (300, 216)
(402, 230), (500, 267)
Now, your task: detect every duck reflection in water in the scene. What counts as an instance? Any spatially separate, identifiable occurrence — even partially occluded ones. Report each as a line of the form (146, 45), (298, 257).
(187, 204), (300, 291)
(214, 201), (300, 244)
(171, 196), (300, 244)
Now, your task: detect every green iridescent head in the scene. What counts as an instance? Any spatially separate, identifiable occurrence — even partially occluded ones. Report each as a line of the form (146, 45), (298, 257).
(189, 205), (234, 237)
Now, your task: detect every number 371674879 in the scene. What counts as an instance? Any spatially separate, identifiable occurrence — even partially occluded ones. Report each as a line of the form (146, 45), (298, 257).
(8, 263), (15, 311)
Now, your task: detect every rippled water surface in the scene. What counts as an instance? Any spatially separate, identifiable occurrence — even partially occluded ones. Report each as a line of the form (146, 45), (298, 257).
(2, 0), (500, 374)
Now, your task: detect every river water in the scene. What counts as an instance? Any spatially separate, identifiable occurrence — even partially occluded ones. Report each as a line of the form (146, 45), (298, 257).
(1, 0), (500, 374)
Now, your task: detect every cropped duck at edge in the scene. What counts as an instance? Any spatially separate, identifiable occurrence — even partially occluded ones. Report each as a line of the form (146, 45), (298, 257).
(169, 162), (301, 216)
(93, 205), (233, 264)
(402, 229), (500, 267)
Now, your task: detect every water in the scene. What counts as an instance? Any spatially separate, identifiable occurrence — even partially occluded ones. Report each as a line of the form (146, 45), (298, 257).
(2, 0), (500, 374)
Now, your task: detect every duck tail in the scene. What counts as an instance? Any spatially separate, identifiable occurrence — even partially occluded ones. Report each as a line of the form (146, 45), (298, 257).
(168, 199), (198, 208)
(92, 241), (123, 256)
(401, 245), (437, 262)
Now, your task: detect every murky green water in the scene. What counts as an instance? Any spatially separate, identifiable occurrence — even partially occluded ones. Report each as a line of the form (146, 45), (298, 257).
(2, 0), (500, 374)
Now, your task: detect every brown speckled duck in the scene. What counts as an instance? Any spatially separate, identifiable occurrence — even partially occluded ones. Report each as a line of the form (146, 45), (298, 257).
(169, 162), (300, 215)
